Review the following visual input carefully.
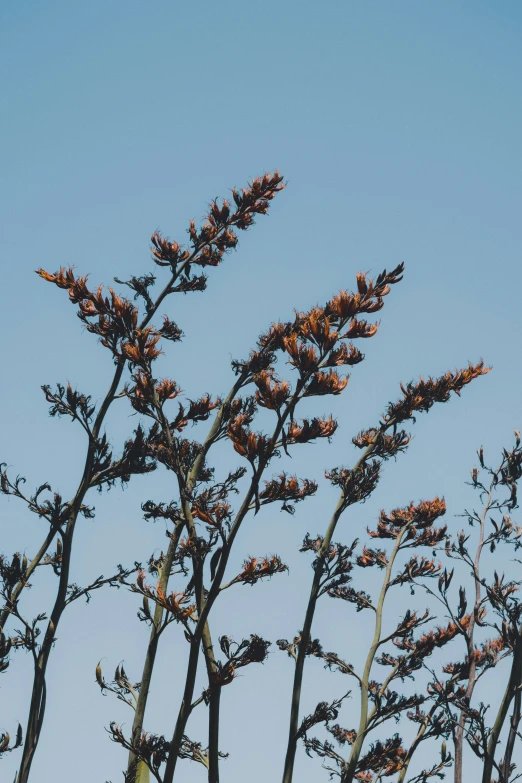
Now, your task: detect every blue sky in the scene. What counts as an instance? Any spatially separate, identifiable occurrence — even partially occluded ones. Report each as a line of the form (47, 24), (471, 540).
(1, 1), (521, 781)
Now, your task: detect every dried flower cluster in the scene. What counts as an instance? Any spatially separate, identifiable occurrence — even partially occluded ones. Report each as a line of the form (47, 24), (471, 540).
(2, 172), (516, 783)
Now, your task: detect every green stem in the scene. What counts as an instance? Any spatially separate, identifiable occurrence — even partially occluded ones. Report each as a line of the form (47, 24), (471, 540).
(281, 432), (390, 783)
(165, 385), (305, 783)
(207, 684), (222, 783)
(397, 705), (437, 783)
(341, 527), (406, 783)
(482, 627), (522, 783)
(16, 358), (126, 783)
(454, 484), (493, 783)
(500, 675), (521, 783)
(282, 500), (344, 783)
(0, 525), (60, 632)
(127, 378), (243, 783)
(126, 521), (184, 777)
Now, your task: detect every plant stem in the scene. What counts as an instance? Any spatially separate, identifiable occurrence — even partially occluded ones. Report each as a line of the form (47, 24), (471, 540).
(454, 483), (493, 783)
(126, 521), (184, 777)
(0, 525), (60, 633)
(15, 359), (126, 783)
(341, 527), (406, 783)
(397, 705), (437, 783)
(17, 262), (178, 774)
(281, 434), (387, 783)
(164, 384), (304, 783)
(501, 679), (521, 783)
(482, 626), (522, 783)
(126, 378), (244, 782)
(207, 684), (221, 783)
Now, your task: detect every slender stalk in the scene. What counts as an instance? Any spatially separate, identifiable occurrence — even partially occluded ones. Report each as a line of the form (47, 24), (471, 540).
(281, 433), (389, 783)
(163, 638), (201, 782)
(207, 684), (221, 783)
(282, 500), (344, 783)
(501, 680), (521, 783)
(3, 267), (179, 646)
(164, 383), (306, 783)
(16, 358), (126, 783)
(341, 527), (407, 783)
(0, 525), (60, 632)
(126, 521), (184, 774)
(16, 259), (191, 782)
(162, 467), (264, 783)
(453, 484), (493, 783)
(396, 705), (437, 783)
(125, 378), (244, 782)
(482, 626), (522, 783)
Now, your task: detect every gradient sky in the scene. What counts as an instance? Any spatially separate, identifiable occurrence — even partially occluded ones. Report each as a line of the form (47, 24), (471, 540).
(1, 2), (522, 781)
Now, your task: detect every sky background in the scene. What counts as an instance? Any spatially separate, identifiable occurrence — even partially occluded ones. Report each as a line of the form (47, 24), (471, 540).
(1, 1), (521, 781)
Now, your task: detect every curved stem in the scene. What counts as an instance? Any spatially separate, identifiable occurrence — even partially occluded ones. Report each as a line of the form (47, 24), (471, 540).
(16, 358), (126, 783)
(126, 378), (244, 782)
(397, 704), (437, 783)
(341, 527), (406, 783)
(482, 627), (522, 783)
(454, 483), (493, 783)
(126, 521), (184, 776)
(165, 385), (305, 783)
(282, 432), (390, 783)
(501, 682), (521, 783)
(282, 501), (344, 783)
(0, 525), (60, 632)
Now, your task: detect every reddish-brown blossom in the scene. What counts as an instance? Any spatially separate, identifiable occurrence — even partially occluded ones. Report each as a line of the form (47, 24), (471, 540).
(368, 498), (447, 540)
(383, 362), (490, 424)
(287, 416), (338, 444)
(326, 460), (381, 503)
(342, 318), (379, 340)
(443, 635), (507, 680)
(171, 396), (220, 431)
(357, 546), (389, 569)
(227, 417), (271, 462)
(305, 370), (349, 397)
(395, 615), (471, 654)
(323, 342), (364, 367)
(283, 334), (319, 374)
(227, 555), (288, 587)
(389, 555), (442, 586)
(254, 371), (291, 410)
(37, 267), (139, 353)
(259, 473), (318, 507)
(191, 500), (231, 529)
(297, 308), (339, 350)
(132, 571), (196, 623)
(352, 428), (412, 459)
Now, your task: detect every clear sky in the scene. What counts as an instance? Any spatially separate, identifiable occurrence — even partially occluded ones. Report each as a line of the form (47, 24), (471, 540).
(1, 1), (521, 781)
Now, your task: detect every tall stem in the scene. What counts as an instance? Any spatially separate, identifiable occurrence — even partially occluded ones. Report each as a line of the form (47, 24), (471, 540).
(16, 359), (126, 783)
(341, 528), (406, 783)
(281, 434), (388, 783)
(125, 378), (243, 782)
(207, 684), (222, 783)
(164, 388), (303, 783)
(454, 485), (493, 783)
(282, 502), (343, 783)
(482, 626), (522, 783)
(17, 262), (176, 779)
(501, 681), (521, 783)
(126, 522), (183, 776)
(14, 213), (255, 782)
(0, 526), (60, 632)
(396, 705), (437, 783)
